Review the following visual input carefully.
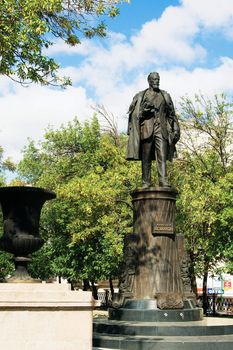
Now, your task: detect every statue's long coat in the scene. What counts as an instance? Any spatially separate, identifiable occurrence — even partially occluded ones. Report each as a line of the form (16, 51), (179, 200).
(126, 88), (180, 161)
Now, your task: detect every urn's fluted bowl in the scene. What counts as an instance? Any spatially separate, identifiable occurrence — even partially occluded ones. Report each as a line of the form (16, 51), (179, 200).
(0, 186), (56, 257)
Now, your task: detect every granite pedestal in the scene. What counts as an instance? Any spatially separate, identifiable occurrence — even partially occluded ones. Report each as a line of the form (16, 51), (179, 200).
(113, 187), (188, 309)
(93, 187), (233, 349)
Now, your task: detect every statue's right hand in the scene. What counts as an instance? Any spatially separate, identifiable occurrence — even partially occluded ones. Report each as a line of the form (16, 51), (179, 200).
(142, 107), (154, 118)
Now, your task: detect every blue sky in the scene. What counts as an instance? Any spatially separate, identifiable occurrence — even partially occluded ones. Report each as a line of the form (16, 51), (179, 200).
(1, 0), (233, 169)
(104, 1), (180, 34)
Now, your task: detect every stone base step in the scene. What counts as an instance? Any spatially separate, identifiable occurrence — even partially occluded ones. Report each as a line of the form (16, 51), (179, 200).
(93, 333), (233, 350)
(109, 306), (202, 322)
(94, 319), (233, 336)
(93, 348), (114, 350)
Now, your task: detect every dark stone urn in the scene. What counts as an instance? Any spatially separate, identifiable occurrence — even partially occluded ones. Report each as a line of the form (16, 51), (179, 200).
(0, 186), (56, 282)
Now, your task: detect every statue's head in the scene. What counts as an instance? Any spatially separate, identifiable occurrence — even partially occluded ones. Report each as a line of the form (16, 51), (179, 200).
(147, 72), (160, 90)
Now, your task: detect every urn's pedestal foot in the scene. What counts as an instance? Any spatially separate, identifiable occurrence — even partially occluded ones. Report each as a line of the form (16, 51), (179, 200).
(6, 257), (41, 283)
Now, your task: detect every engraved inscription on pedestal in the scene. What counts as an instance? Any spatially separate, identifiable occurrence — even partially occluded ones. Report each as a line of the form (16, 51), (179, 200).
(152, 222), (174, 235)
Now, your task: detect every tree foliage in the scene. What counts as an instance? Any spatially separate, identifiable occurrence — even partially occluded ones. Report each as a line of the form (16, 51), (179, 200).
(18, 116), (140, 284)
(0, 148), (16, 281)
(173, 93), (233, 310)
(0, 0), (129, 86)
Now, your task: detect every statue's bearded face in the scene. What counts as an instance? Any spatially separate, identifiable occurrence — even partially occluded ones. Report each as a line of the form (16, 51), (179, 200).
(148, 74), (160, 90)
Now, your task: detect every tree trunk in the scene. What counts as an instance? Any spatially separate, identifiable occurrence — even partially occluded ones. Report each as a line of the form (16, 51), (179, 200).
(202, 256), (209, 315)
(83, 279), (90, 291)
(67, 279), (74, 290)
(109, 277), (114, 299)
(188, 250), (198, 296)
(91, 280), (98, 300)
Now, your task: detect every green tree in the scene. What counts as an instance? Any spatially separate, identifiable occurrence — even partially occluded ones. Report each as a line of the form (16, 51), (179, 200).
(0, 0), (129, 86)
(18, 116), (140, 288)
(0, 147), (16, 281)
(0, 251), (14, 281)
(173, 94), (233, 313)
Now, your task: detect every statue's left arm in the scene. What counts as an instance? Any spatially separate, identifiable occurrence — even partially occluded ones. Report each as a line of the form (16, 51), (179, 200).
(164, 92), (180, 143)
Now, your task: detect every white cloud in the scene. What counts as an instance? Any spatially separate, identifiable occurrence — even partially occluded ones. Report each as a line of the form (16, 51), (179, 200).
(182, 0), (233, 29)
(0, 84), (94, 162)
(46, 32), (127, 57)
(46, 38), (99, 56)
(130, 5), (205, 65)
(0, 76), (16, 96)
(160, 57), (233, 102)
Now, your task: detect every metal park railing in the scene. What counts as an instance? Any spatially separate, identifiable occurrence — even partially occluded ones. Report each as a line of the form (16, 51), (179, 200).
(97, 290), (118, 307)
(206, 296), (233, 315)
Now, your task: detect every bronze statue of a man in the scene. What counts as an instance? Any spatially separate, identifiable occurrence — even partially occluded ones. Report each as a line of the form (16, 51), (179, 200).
(126, 72), (180, 187)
